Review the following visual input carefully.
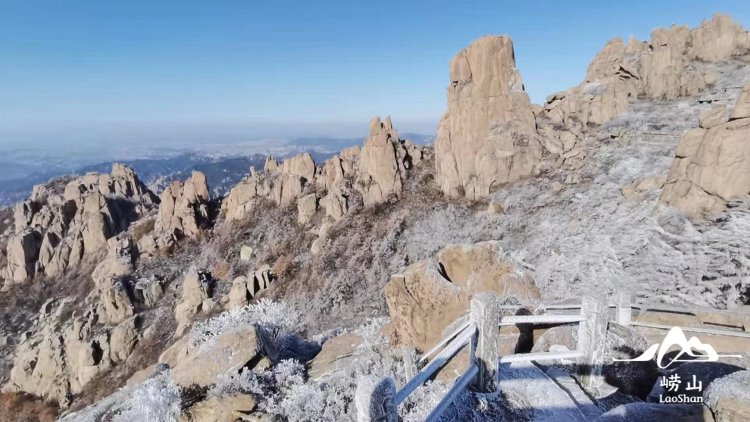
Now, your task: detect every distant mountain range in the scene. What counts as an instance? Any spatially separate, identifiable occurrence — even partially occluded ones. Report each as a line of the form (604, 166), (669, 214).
(0, 134), (434, 208)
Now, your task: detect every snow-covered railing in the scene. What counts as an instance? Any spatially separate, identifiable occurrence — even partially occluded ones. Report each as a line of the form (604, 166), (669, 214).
(470, 293), (609, 393)
(355, 292), (608, 422)
(356, 291), (750, 421)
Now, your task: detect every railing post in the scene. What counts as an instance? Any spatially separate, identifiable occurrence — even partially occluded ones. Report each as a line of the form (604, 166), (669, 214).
(355, 376), (397, 422)
(402, 347), (416, 379)
(615, 291), (632, 326)
(470, 293), (499, 393)
(576, 294), (607, 393)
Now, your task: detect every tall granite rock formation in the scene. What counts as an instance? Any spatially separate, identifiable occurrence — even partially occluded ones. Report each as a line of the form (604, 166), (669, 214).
(2, 164), (157, 283)
(434, 36), (541, 199)
(358, 116), (410, 205)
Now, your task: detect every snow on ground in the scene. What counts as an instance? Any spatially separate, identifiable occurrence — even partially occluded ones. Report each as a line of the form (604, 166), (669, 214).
(486, 60), (750, 308)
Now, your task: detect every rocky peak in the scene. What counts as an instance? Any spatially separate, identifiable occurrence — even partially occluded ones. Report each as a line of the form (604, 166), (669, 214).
(1, 164), (157, 283)
(542, 13), (749, 132)
(358, 116), (411, 205)
(434, 35), (540, 199)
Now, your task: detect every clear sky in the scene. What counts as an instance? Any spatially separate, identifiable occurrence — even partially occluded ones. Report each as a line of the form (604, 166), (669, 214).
(1, 0), (749, 151)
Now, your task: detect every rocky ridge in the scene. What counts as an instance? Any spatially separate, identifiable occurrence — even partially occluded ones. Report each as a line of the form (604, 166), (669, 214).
(0, 12), (749, 422)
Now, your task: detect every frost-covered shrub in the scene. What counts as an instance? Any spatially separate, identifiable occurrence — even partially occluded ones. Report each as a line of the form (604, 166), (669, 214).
(208, 318), (449, 422)
(111, 374), (181, 422)
(190, 298), (301, 349)
(59, 373), (181, 422)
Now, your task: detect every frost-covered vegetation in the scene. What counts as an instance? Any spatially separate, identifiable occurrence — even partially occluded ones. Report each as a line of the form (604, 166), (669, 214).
(59, 373), (181, 422)
(489, 62), (750, 307)
(190, 298), (301, 349)
(62, 307), (449, 422)
(206, 316), (449, 421)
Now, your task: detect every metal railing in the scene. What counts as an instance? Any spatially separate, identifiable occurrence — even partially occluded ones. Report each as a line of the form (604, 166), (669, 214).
(355, 292), (608, 422)
(355, 291), (750, 421)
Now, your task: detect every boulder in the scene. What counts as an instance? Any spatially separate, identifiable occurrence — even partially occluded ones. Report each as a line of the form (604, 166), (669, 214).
(711, 398), (750, 422)
(621, 176), (666, 202)
(133, 277), (164, 308)
(731, 82), (750, 121)
(434, 36), (540, 199)
(225, 266), (274, 310)
(227, 276), (251, 310)
(162, 326), (261, 387)
(91, 237), (136, 287)
(321, 146), (359, 191)
(281, 152), (316, 183)
(705, 370), (750, 422)
(179, 392), (256, 422)
(273, 174), (305, 207)
(126, 362), (168, 386)
(323, 186), (349, 221)
(384, 241), (540, 351)
(264, 156), (279, 173)
(308, 332), (362, 379)
(486, 201), (504, 215)
(690, 14), (749, 62)
(109, 316), (139, 363)
(239, 245), (254, 261)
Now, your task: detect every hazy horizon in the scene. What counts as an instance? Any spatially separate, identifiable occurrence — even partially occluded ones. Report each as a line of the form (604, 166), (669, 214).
(2, 1), (750, 156)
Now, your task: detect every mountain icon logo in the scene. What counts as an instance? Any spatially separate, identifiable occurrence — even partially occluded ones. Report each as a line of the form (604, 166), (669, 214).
(614, 326), (742, 369)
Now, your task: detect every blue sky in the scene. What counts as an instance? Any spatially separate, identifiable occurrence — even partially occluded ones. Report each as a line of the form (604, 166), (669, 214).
(1, 0), (749, 150)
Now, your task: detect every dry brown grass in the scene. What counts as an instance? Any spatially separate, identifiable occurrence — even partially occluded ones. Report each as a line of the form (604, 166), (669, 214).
(209, 258), (232, 281)
(0, 393), (58, 422)
(271, 254), (298, 280)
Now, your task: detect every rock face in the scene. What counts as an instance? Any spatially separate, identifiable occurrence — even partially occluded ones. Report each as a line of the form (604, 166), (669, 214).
(541, 14), (749, 130)
(174, 269), (216, 336)
(2, 164), (157, 283)
(384, 241), (540, 351)
(3, 299), (140, 407)
(296, 193), (318, 225)
(660, 83), (750, 216)
(137, 172), (210, 256)
(434, 36), (541, 199)
(221, 170), (273, 222)
(154, 171), (209, 240)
